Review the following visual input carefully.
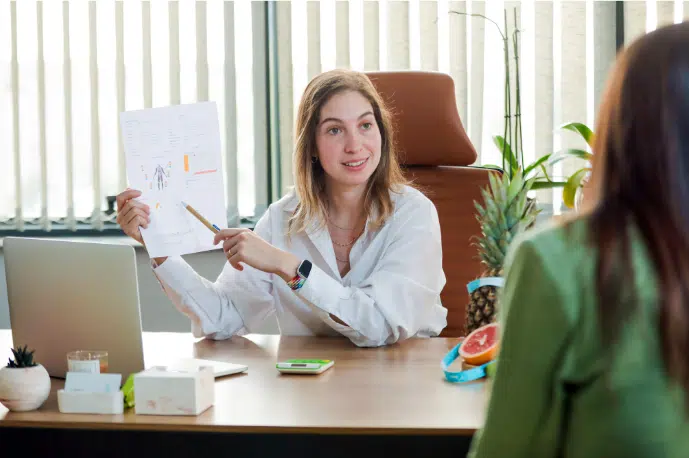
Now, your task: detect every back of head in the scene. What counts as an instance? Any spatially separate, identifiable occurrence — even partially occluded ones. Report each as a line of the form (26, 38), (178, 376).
(587, 22), (689, 403)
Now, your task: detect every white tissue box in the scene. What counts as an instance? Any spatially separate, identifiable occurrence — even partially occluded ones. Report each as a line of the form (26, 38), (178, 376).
(134, 365), (214, 416)
(57, 389), (124, 414)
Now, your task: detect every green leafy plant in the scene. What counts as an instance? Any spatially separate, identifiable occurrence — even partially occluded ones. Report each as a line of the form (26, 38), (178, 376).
(552, 122), (595, 208)
(6, 345), (38, 368)
(450, 8), (594, 203)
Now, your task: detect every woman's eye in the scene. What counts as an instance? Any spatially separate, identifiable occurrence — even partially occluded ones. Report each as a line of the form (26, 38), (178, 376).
(327, 127), (341, 135)
(361, 122), (372, 130)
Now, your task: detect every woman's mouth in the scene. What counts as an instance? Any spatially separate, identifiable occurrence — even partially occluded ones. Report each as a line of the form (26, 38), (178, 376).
(343, 157), (369, 171)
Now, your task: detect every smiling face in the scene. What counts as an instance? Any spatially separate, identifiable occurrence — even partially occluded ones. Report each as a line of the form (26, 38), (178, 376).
(314, 90), (382, 192)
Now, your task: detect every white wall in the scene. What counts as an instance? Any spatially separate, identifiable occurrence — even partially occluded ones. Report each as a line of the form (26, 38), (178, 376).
(0, 242), (279, 334)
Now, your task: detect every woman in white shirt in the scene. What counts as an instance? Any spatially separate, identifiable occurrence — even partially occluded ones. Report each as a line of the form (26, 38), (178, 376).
(115, 69), (448, 347)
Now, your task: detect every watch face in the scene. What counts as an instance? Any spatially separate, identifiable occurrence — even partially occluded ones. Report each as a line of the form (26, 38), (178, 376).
(298, 260), (312, 278)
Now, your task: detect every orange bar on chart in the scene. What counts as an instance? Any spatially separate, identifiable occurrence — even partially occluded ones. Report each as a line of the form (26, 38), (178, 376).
(184, 154), (189, 172)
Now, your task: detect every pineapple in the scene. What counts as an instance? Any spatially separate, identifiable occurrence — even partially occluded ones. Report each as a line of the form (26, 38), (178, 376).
(6, 345), (38, 368)
(466, 170), (540, 334)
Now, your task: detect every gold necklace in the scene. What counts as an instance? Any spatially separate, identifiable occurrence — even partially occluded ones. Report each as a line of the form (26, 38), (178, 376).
(330, 227), (364, 247)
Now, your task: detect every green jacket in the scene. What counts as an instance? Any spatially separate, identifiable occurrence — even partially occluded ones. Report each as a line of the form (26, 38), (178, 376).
(468, 216), (689, 458)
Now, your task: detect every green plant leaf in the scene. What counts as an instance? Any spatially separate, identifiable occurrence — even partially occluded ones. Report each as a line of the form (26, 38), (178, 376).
(560, 122), (595, 148)
(563, 167), (589, 208)
(492, 135), (519, 175)
(523, 154), (552, 178)
(530, 180), (567, 190)
(548, 148), (593, 166)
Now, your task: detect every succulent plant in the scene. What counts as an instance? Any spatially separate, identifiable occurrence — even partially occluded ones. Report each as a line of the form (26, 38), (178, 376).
(6, 345), (38, 368)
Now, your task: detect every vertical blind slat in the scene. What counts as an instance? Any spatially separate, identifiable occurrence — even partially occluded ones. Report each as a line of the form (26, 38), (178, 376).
(448, 1), (468, 128)
(88, 1), (102, 228)
(559, 2), (588, 192)
(533, 1), (554, 205)
(478, 0), (505, 168)
(307, 1), (321, 79)
(37, 1), (49, 230)
(10, 1), (22, 229)
(520, 0), (536, 168)
(409, 0), (421, 69)
(115, 0), (126, 193)
(551, 0), (563, 211)
(685, 1), (689, 20)
(657, 1), (675, 27)
(592, 1), (616, 119)
(196, 1), (209, 101)
(363, 1), (379, 71)
(252, 2), (268, 216)
(336, 0), (350, 69)
(624, 1), (647, 44)
(223, 2), (239, 225)
(142, 1), (152, 108)
(378, 0), (388, 70)
(169, 1), (181, 106)
(277, 2), (294, 194)
(467, 0), (485, 156)
(348, 0), (365, 70)
(387, 1), (410, 70)
(419, 0), (438, 71)
(63, 1), (75, 230)
(320, 0), (336, 72)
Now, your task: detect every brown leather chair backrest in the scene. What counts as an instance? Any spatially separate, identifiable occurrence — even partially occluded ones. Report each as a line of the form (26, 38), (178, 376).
(367, 71), (494, 337)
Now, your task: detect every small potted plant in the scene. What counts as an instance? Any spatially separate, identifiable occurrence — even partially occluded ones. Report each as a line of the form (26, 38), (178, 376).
(0, 345), (51, 412)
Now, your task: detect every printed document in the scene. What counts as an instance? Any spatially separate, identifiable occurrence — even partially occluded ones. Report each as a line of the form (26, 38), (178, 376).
(119, 102), (226, 258)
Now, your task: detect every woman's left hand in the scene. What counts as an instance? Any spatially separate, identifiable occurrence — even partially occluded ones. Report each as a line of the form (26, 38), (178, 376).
(213, 229), (300, 281)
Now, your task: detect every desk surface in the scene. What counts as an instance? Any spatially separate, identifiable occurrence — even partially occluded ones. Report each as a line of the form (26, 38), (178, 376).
(0, 330), (486, 435)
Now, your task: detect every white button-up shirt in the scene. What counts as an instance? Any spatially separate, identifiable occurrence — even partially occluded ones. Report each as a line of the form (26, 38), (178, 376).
(151, 185), (448, 347)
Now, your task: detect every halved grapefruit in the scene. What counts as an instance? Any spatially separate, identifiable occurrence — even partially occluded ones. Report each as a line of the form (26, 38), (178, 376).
(459, 323), (499, 366)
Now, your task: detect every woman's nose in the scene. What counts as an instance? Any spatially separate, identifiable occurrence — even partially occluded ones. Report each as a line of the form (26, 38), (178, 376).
(344, 132), (363, 153)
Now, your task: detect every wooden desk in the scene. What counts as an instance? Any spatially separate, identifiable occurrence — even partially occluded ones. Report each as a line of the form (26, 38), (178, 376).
(0, 330), (486, 457)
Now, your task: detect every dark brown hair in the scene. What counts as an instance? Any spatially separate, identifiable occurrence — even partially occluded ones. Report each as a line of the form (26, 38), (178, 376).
(587, 22), (689, 398)
(288, 69), (408, 236)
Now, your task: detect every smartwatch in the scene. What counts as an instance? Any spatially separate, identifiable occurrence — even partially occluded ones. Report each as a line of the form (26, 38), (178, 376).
(287, 259), (312, 290)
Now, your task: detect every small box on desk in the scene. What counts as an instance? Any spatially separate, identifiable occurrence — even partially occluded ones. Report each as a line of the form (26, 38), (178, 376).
(134, 365), (214, 416)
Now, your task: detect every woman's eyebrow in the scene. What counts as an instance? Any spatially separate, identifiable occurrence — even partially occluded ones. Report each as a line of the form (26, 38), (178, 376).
(319, 111), (374, 125)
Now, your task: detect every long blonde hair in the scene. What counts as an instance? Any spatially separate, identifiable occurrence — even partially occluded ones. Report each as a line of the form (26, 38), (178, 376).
(288, 69), (408, 236)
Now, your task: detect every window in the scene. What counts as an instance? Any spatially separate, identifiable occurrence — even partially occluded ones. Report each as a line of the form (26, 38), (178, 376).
(0, 0), (267, 232)
(2, 1), (686, 233)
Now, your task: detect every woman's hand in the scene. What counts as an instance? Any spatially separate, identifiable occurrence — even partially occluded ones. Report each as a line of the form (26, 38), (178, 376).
(214, 228), (300, 281)
(116, 189), (150, 245)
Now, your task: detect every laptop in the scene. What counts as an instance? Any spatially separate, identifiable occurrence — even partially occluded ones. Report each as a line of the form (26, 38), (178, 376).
(3, 237), (247, 379)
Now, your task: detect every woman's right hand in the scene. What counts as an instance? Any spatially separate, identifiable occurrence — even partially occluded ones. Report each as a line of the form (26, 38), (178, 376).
(116, 189), (150, 245)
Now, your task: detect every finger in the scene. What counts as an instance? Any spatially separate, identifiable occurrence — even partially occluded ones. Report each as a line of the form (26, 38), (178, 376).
(116, 189), (142, 211)
(132, 215), (149, 230)
(214, 228), (248, 245)
(226, 252), (244, 271)
(117, 201), (150, 224)
(222, 233), (244, 253)
(124, 215), (148, 236)
(125, 208), (150, 227)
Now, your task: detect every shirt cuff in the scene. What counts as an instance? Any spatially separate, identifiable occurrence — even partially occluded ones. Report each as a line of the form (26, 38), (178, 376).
(293, 264), (347, 317)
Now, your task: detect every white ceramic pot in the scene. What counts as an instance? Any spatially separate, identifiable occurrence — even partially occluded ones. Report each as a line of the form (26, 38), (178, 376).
(0, 364), (51, 412)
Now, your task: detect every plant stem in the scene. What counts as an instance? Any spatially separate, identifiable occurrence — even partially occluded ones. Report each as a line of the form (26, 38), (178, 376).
(448, 11), (506, 41)
(503, 9), (513, 179)
(513, 8), (523, 172)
